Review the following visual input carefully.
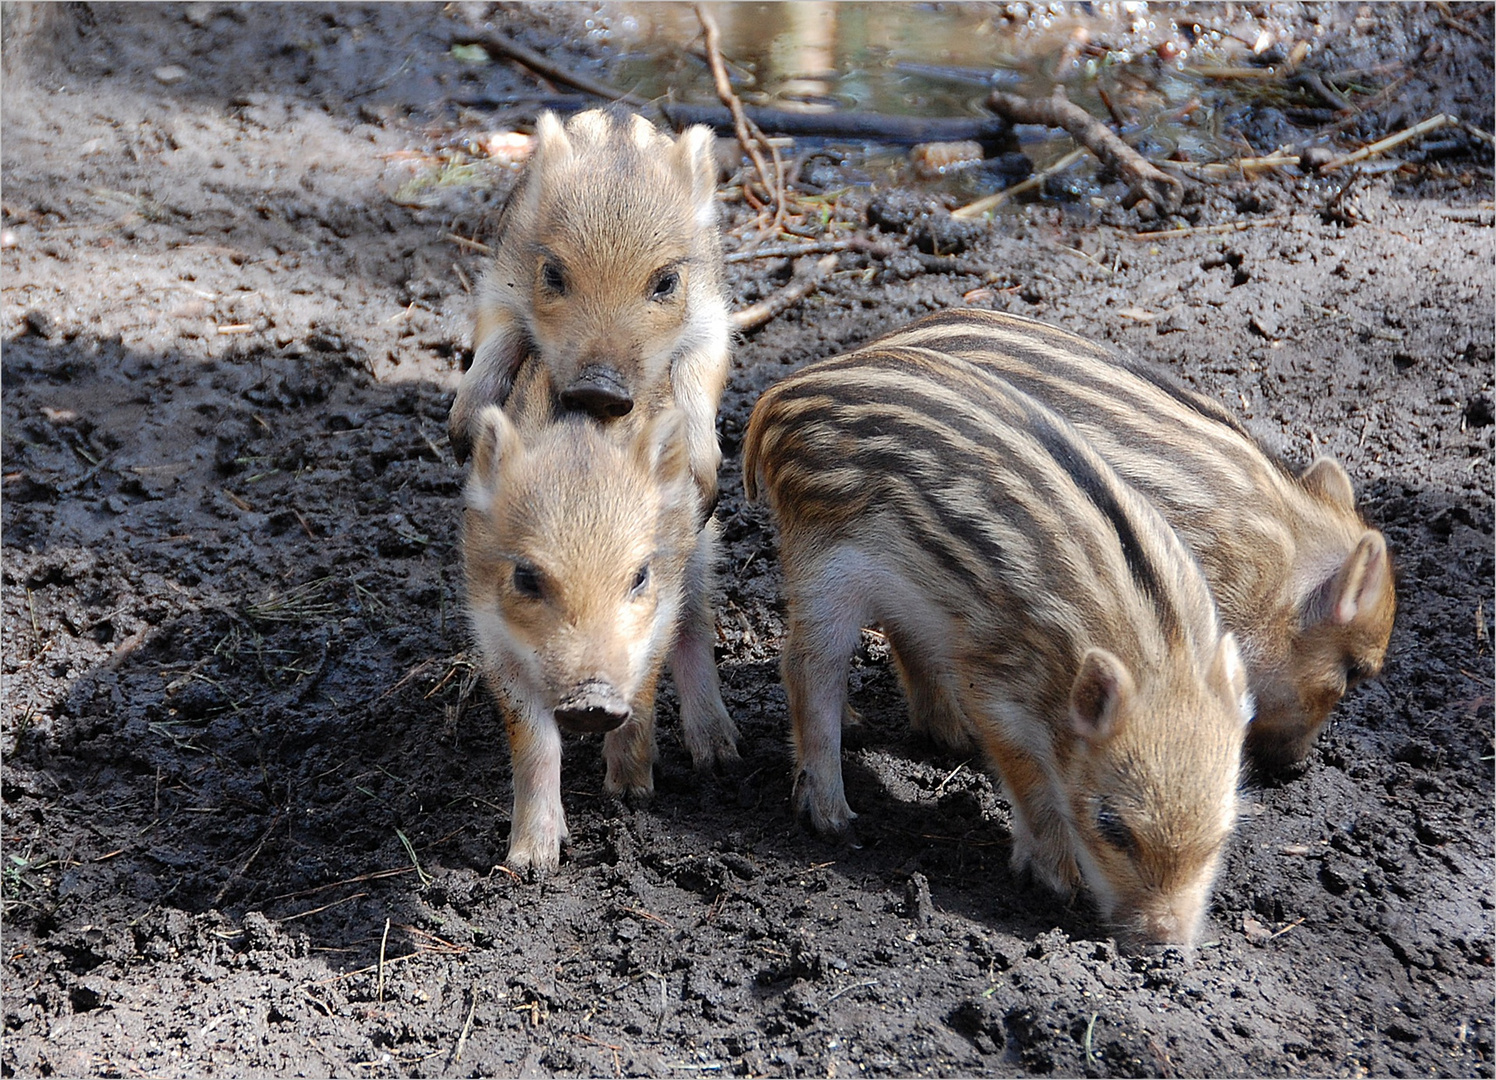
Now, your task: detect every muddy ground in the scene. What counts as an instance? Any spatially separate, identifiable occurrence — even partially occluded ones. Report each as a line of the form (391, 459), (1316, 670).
(2, 3), (1492, 1077)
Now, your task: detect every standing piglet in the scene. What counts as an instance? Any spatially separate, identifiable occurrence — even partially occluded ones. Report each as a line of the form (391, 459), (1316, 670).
(462, 403), (698, 874)
(449, 107), (738, 771)
(744, 350), (1252, 947)
(855, 308), (1395, 770)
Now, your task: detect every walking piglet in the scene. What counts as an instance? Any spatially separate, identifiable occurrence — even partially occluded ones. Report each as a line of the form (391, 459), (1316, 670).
(745, 348), (1252, 946)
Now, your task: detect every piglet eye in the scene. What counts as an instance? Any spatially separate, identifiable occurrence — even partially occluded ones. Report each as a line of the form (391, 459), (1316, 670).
(630, 563), (650, 595)
(650, 270), (679, 300)
(513, 562), (543, 598)
(1095, 805), (1136, 853)
(541, 261), (567, 295)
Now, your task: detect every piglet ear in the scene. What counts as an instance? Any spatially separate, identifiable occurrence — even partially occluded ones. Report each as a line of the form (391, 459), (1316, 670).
(1306, 531), (1391, 628)
(465, 405), (522, 512)
(533, 110), (572, 164)
(1300, 457), (1357, 512)
(671, 124), (719, 230)
(1069, 648), (1135, 743)
(1214, 632), (1254, 725)
(449, 309), (527, 465)
(637, 408), (693, 511)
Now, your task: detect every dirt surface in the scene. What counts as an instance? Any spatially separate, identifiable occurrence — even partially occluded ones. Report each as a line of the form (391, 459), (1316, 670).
(3, 3), (1493, 1077)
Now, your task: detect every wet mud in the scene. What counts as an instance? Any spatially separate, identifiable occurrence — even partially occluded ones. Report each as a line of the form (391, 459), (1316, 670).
(3, 4), (1492, 1077)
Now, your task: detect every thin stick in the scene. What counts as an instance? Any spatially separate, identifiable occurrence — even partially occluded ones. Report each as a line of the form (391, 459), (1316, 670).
(443, 232), (492, 254)
(310, 950), (422, 986)
(1270, 916), (1307, 939)
(932, 762), (969, 796)
(451, 988), (479, 1064)
(213, 812), (283, 905)
(619, 906), (674, 928)
(827, 978), (879, 1003)
(1174, 150), (1302, 180)
(448, 29), (646, 107)
(377, 917), (391, 1002)
(1132, 214), (1289, 240)
(264, 865), (415, 903)
(1190, 65), (1290, 79)
(726, 239), (860, 263)
(1318, 113), (1458, 172)
(952, 148), (1086, 219)
(730, 254), (838, 333)
(1461, 122), (1496, 147)
(696, 4), (784, 230)
(279, 892), (367, 923)
(986, 88), (1182, 213)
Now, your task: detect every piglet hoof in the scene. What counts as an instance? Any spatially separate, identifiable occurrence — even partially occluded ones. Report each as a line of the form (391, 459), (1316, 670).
(792, 772), (858, 841)
(681, 702), (740, 771)
(504, 841), (563, 882)
(712, 751), (751, 785)
(835, 820), (864, 851)
(798, 809), (862, 850)
(1009, 843), (1078, 900)
(604, 776), (656, 809)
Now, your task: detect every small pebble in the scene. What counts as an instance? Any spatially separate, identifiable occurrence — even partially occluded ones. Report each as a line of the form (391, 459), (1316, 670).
(25, 309), (55, 338)
(1298, 146), (1337, 174)
(909, 140), (984, 179)
(154, 65), (188, 85)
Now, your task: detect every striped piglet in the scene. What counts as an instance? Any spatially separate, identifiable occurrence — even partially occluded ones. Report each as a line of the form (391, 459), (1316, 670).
(854, 309), (1395, 771)
(463, 394), (700, 875)
(744, 348), (1252, 947)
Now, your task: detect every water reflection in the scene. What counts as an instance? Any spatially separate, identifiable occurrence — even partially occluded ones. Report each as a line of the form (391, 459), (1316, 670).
(588, 2), (1314, 202)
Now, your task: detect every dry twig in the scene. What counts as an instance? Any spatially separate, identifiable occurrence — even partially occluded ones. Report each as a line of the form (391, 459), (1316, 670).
(730, 254), (838, 333)
(953, 147), (1087, 219)
(1132, 214), (1289, 240)
(987, 88), (1182, 214)
(448, 29), (646, 106)
(450, 988), (479, 1066)
(376, 917), (391, 1002)
(1318, 112), (1459, 172)
(696, 4), (786, 232)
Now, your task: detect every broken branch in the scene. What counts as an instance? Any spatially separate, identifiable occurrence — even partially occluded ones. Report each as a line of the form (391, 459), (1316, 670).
(448, 29), (647, 107)
(1318, 112), (1458, 172)
(986, 88), (1182, 214)
(952, 147), (1086, 219)
(696, 4), (785, 228)
(731, 254), (838, 333)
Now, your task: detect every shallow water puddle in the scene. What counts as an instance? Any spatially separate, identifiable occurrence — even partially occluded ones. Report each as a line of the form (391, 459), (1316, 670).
(582, 1), (1315, 203)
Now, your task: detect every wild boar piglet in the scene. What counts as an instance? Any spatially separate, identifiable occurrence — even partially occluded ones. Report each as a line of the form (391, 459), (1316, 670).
(745, 349), (1252, 947)
(451, 108), (739, 773)
(463, 404), (699, 874)
(860, 309), (1394, 771)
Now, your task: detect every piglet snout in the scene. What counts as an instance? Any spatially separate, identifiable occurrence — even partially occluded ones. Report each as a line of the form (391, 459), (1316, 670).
(554, 680), (631, 733)
(561, 366), (634, 419)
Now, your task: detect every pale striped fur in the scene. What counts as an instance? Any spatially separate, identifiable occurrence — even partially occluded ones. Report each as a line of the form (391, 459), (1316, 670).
(744, 352), (1251, 947)
(463, 405), (701, 874)
(452, 109), (739, 802)
(830, 309), (1395, 770)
